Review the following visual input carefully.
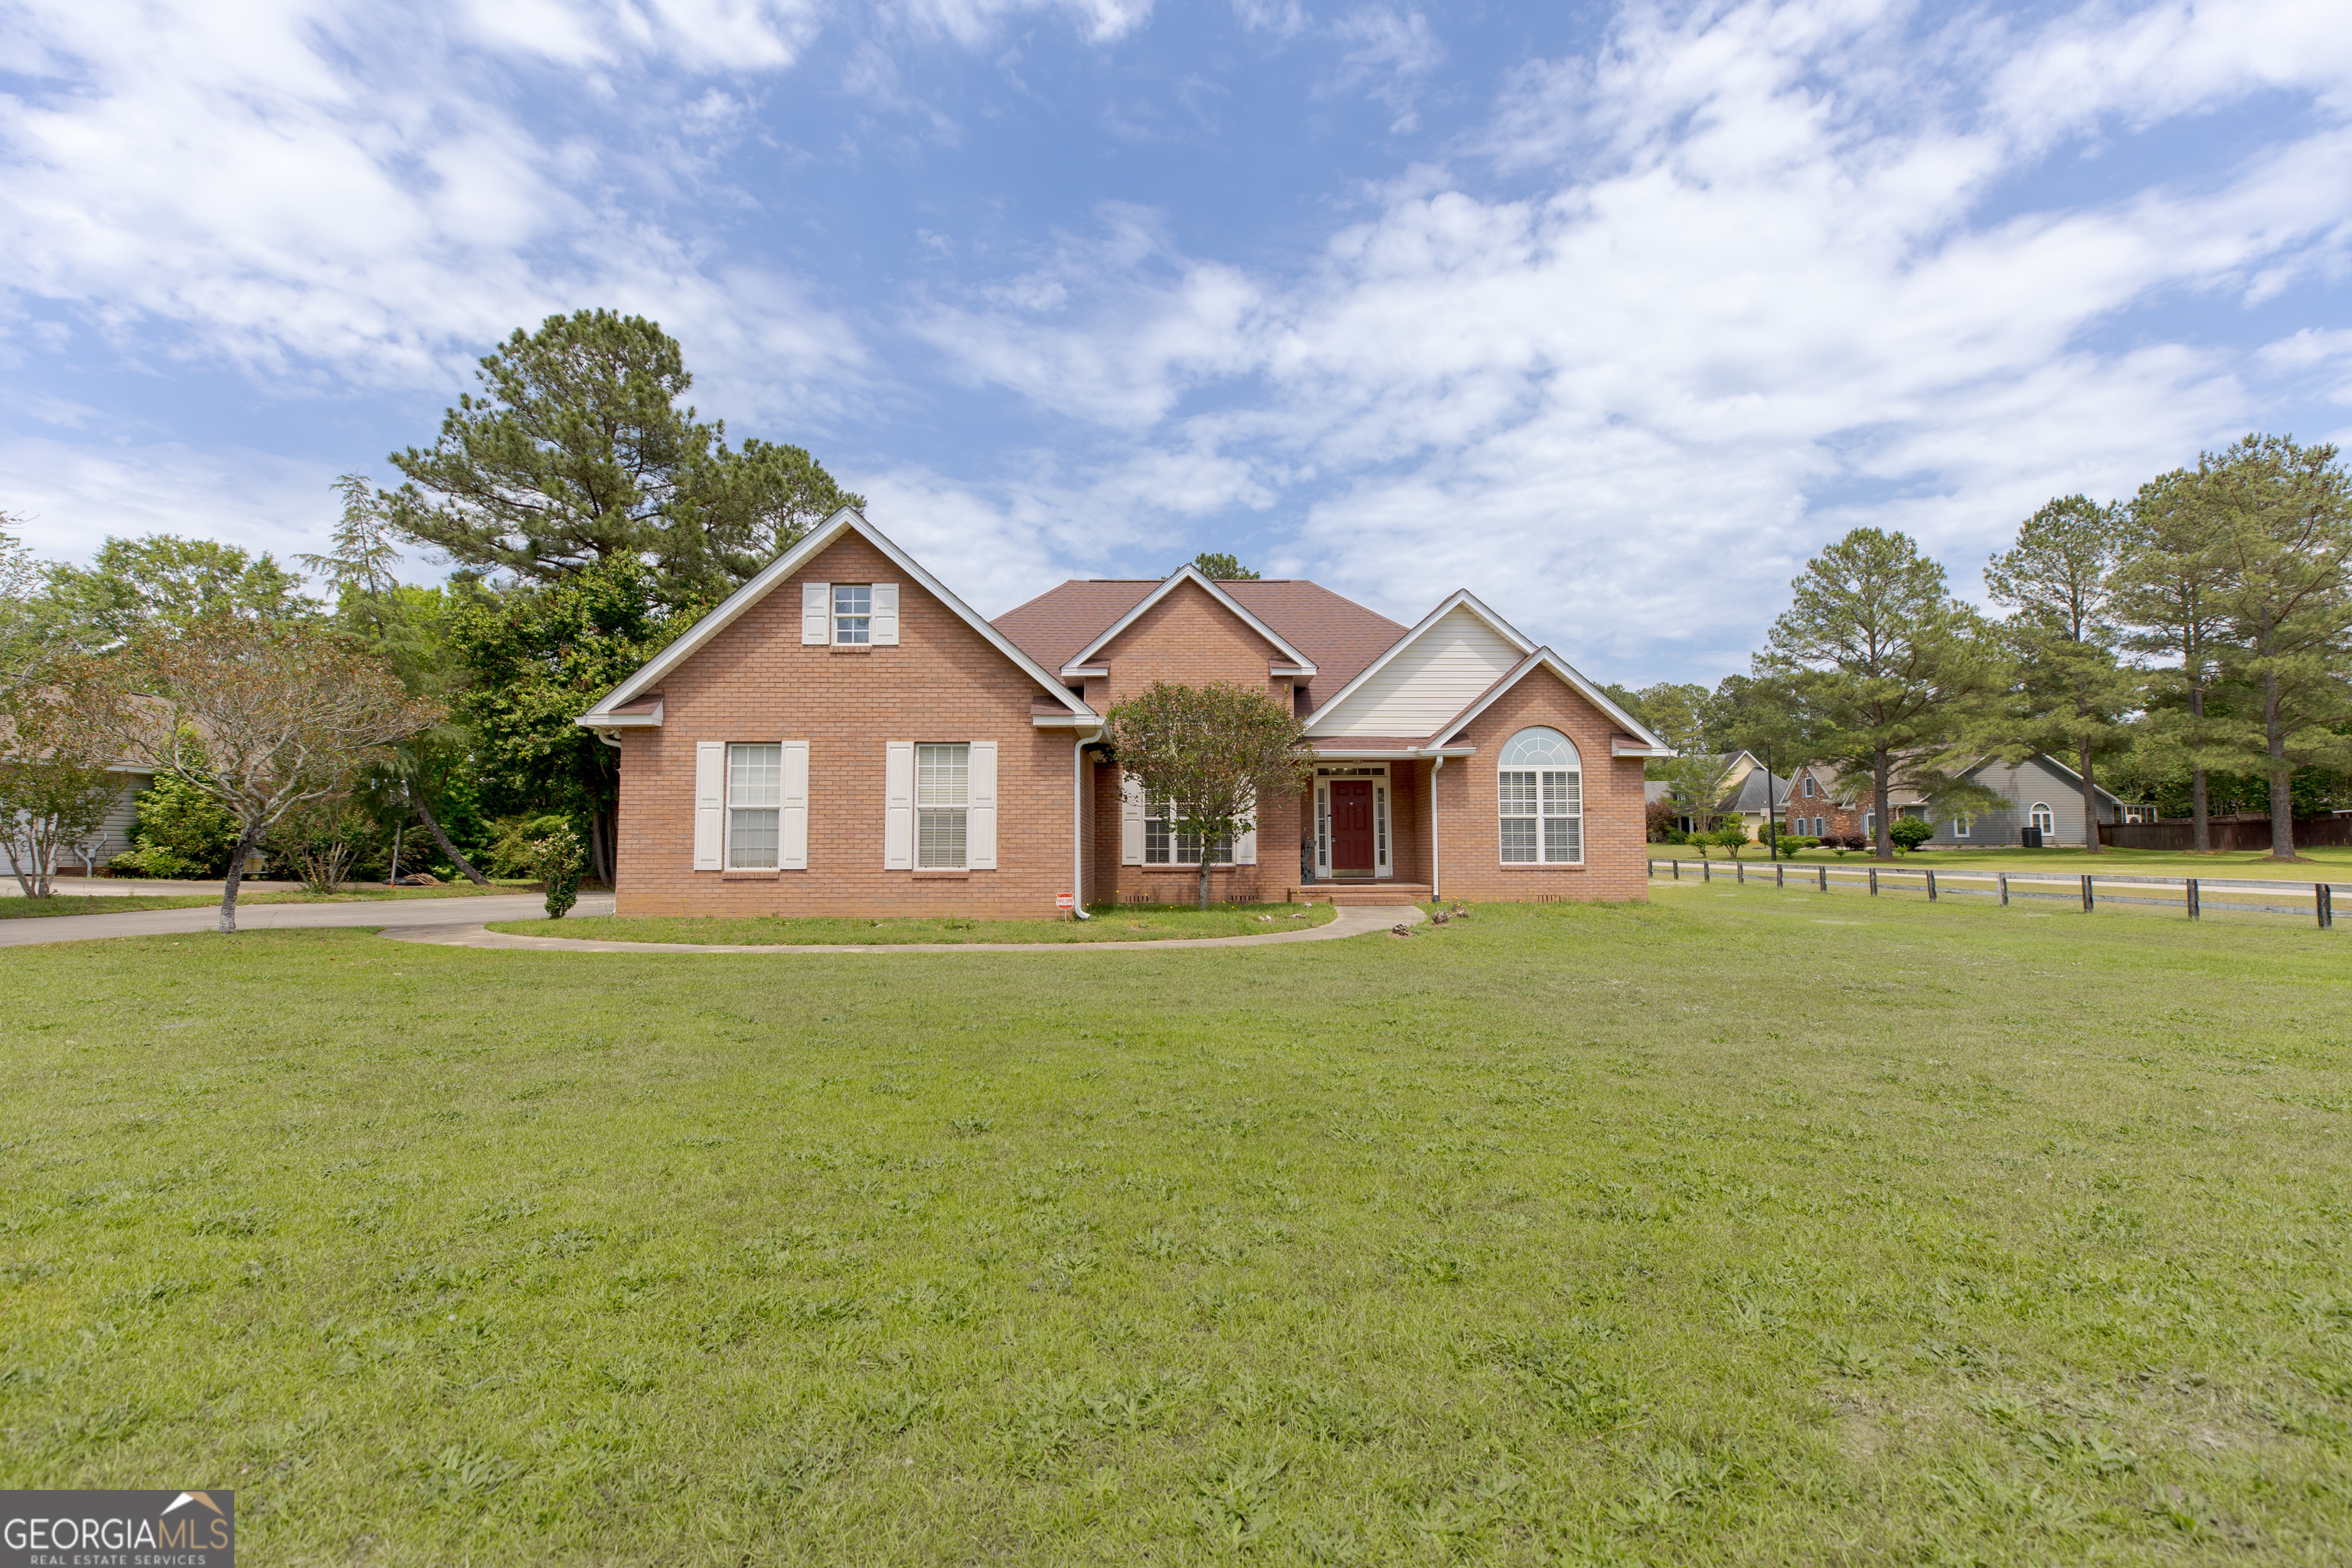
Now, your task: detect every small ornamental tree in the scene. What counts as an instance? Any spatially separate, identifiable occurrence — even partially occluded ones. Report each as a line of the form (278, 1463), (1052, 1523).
(0, 665), (122, 896)
(1106, 681), (1314, 911)
(96, 619), (442, 932)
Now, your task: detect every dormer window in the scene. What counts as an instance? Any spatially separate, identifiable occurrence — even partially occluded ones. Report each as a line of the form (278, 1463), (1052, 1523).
(834, 584), (871, 644)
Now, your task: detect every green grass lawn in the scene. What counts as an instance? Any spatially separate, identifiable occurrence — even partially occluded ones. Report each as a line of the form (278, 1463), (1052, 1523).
(2, 897), (2347, 1563)
(494, 902), (1339, 945)
(1659, 842), (2352, 881)
(0, 883), (538, 921)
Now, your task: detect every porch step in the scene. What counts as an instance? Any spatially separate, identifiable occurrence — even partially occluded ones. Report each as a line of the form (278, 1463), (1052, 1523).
(1287, 882), (1432, 906)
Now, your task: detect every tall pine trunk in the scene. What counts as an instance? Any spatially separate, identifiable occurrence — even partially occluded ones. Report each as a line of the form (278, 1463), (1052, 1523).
(2079, 737), (2104, 854)
(1872, 751), (1893, 861)
(2264, 670), (2297, 861)
(2188, 681), (2210, 852)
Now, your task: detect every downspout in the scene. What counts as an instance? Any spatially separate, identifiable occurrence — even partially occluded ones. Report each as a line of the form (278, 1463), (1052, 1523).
(1072, 736), (1093, 919)
(1429, 756), (1443, 903)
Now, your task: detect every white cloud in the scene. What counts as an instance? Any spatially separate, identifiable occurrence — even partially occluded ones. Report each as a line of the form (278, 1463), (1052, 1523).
(0, 436), (352, 574)
(0, 0), (863, 410)
(910, 205), (1264, 426)
(921, 0), (2352, 674)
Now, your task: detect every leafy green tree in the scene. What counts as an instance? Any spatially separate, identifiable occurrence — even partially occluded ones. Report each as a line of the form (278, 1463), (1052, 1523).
(2188, 435), (2352, 861)
(447, 557), (709, 887)
(1986, 495), (2141, 854)
(46, 534), (312, 642)
(1759, 528), (2008, 861)
(95, 619), (440, 930)
(1660, 750), (1738, 837)
(1106, 681), (1314, 910)
(387, 310), (861, 604)
(0, 515), (77, 691)
(2114, 469), (2243, 851)
(302, 475), (493, 883)
(1618, 682), (1716, 763)
(0, 664), (122, 894)
(1190, 552), (1259, 580)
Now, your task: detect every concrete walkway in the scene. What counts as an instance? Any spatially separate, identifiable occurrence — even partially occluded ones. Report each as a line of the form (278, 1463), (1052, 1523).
(0, 894), (610, 948)
(384, 900), (1423, 955)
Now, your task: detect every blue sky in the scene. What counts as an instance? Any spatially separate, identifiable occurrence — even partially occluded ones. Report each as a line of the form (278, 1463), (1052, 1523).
(4, 0), (2349, 684)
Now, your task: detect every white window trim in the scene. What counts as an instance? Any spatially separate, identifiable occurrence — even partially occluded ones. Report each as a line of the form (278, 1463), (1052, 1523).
(1497, 727), (1583, 867)
(916, 741), (971, 870)
(1312, 764), (1392, 880)
(1952, 813), (1971, 838)
(2029, 802), (2055, 835)
(725, 741), (784, 870)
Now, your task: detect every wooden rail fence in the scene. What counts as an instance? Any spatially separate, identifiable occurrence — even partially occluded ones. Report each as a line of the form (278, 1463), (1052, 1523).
(1648, 858), (2343, 929)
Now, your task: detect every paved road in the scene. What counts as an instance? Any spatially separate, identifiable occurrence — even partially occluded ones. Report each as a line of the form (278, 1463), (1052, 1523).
(0, 895), (612, 949)
(387, 900), (1423, 954)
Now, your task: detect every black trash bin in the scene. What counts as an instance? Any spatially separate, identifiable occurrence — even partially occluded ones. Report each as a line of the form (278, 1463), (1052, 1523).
(2020, 826), (2043, 848)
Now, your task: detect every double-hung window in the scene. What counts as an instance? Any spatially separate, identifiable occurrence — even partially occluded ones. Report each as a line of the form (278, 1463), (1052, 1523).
(727, 743), (782, 868)
(1801, 775), (1816, 798)
(1497, 727), (1583, 864)
(834, 584), (872, 644)
(1145, 800), (1230, 864)
(916, 743), (969, 868)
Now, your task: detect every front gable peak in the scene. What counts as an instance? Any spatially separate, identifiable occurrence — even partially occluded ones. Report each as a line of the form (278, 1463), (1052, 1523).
(579, 508), (1094, 725)
(1058, 565), (1318, 678)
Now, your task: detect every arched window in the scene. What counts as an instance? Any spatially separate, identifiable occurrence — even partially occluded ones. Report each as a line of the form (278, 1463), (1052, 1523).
(1498, 727), (1582, 864)
(2030, 802), (2054, 834)
(1801, 775), (1817, 798)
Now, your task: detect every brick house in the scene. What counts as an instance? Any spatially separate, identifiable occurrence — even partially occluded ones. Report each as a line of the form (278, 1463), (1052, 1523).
(577, 509), (1669, 916)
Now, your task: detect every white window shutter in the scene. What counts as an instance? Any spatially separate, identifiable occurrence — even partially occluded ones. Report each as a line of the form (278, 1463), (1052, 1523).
(1233, 787), (1256, 864)
(779, 740), (809, 870)
(1120, 772), (1145, 865)
(693, 741), (724, 870)
(884, 741), (914, 869)
(802, 581), (830, 645)
(967, 740), (998, 869)
(871, 583), (900, 645)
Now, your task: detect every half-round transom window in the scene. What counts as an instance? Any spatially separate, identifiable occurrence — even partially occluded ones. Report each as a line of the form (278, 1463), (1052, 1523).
(1498, 727), (1583, 864)
(1499, 726), (1580, 769)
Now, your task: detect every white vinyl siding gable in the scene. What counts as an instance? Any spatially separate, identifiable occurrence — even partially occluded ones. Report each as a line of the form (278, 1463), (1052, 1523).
(1309, 605), (1522, 737)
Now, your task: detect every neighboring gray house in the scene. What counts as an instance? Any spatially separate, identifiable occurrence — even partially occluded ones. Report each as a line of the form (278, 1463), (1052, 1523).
(52, 767), (152, 875)
(1913, 754), (2125, 848)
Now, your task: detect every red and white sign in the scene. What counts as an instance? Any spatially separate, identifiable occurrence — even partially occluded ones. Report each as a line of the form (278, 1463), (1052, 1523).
(1055, 894), (1075, 911)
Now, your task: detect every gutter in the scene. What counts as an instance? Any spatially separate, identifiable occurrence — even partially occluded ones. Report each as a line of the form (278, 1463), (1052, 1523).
(1429, 756), (1443, 903)
(1072, 737), (1092, 920)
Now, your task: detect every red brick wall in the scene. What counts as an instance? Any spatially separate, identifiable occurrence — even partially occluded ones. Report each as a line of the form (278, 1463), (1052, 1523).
(614, 534), (1082, 918)
(1431, 668), (1650, 903)
(1086, 579), (1302, 905)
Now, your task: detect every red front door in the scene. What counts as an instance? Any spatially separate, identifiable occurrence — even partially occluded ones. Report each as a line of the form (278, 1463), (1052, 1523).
(1331, 780), (1376, 874)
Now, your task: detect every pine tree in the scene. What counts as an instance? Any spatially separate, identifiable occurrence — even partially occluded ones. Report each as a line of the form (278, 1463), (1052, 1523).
(1759, 528), (2007, 861)
(1985, 496), (2141, 853)
(387, 310), (860, 604)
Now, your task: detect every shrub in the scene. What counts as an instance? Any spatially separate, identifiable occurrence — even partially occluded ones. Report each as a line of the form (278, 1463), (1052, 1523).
(487, 814), (575, 879)
(268, 797), (379, 893)
(119, 772), (239, 878)
(522, 824), (584, 920)
(1889, 817), (1936, 851)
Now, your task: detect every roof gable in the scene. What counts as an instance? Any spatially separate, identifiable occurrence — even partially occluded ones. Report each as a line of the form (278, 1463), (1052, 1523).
(1425, 645), (1671, 756)
(1057, 566), (1317, 675)
(1305, 593), (1531, 739)
(580, 509), (1093, 722)
(1964, 753), (2125, 805)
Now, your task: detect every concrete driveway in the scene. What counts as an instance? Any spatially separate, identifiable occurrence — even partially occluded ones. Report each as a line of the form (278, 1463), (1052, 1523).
(0, 894), (614, 948)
